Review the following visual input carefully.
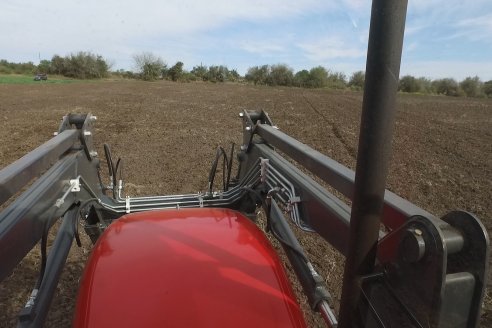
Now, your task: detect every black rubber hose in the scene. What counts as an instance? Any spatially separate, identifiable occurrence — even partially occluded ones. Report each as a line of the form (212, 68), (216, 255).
(103, 144), (115, 182)
(208, 147), (229, 193)
(35, 207), (58, 289)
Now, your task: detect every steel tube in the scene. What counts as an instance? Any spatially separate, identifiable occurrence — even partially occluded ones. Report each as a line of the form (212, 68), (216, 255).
(0, 130), (78, 205)
(338, 0), (408, 326)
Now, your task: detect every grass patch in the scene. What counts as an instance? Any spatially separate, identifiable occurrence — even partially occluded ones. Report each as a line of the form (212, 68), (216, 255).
(0, 74), (82, 85)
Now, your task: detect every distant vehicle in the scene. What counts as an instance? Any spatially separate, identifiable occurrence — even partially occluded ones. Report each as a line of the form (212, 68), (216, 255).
(34, 73), (48, 81)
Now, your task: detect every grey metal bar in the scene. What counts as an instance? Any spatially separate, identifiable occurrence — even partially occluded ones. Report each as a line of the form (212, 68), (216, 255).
(0, 130), (79, 205)
(254, 144), (351, 254)
(256, 124), (433, 228)
(0, 153), (79, 282)
(339, 0), (409, 326)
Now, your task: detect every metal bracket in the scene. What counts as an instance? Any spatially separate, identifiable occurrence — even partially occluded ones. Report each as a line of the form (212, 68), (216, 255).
(55, 177), (81, 208)
(287, 196), (301, 212)
(70, 178), (80, 192)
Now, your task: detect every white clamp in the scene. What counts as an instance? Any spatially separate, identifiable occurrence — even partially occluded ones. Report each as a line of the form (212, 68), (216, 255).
(125, 196), (131, 214)
(69, 178), (80, 192)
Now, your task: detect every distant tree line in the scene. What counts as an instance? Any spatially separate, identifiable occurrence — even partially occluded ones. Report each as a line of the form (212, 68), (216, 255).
(2, 54), (492, 98)
(127, 52), (241, 83)
(0, 52), (110, 79)
(0, 59), (37, 75)
(398, 75), (491, 98)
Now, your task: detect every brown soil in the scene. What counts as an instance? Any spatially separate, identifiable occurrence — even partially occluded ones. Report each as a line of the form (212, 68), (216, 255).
(0, 80), (491, 327)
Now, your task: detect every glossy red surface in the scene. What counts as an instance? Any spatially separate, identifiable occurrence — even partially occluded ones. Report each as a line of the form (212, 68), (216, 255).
(74, 208), (307, 328)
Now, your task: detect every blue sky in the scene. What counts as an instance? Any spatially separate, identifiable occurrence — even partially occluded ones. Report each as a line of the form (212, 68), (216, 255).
(2, 0), (491, 80)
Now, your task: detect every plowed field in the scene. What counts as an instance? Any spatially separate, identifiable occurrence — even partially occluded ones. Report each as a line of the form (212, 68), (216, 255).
(1, 80), (491, 327)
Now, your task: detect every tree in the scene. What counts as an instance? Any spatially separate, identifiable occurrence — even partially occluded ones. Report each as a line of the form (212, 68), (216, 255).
(37, 60), (51, 73)
(460, 76), (483, 97)
(432, 78), (461, 96)
(133, 52), (165, 81)
(294, 70), (310, 87)
(206, 65), (228, 82)
(267, 64), (294, 86)
(191, 64), (207, 81)
(348, 71), (365, 90)
(399, 75), (420, 93)
(483, 80), (492, 97)
(168, 61), (184, 81)
(245, 65), (269, 85)
(417, 77), (433, 94)
(50, 55), (65, 75)
(307, 66), (328, 88)
(228, 69), (241, 82)
(326, 71), (346, 89)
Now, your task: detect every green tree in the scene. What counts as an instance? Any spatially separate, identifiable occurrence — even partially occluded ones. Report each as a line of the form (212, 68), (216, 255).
(483, 80), (492, 97)
(37, 60), (51, 73)
(169, 61), (184, 81)
(294, 70), (310, 87)
(432, 78), (461, 96)
(50, 55), (65, 75)
(326, 71), (346, 89)
(348, 71), (365, 90)
(245, 65), (269, 85)
(399, 75), (420, 93)
(133, 52), (165, 81)
(267, 64), (294, 86)
(307, 66), (328, 88)
(460, 76), (483, 97)
(191, 64), (207, 81)
(417, 77), (433, 94)
(228, 69), (241, 82)
(206, 65), (228, 82)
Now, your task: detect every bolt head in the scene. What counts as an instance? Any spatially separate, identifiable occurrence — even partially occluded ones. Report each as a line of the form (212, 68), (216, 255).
(83, 131), (92, 136)
(239, 112), (244, 117)
(90, 151), (98, 157)
(90, 115), (97, 121)
(53, 132), (59, 136)
(245, 126), (251, 131)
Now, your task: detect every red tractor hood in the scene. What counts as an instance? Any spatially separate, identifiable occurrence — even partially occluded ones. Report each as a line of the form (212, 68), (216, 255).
(74, 208), (307, 328)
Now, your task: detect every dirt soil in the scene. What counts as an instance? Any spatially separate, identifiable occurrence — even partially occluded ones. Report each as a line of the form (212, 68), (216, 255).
(0, 80), (491, 327)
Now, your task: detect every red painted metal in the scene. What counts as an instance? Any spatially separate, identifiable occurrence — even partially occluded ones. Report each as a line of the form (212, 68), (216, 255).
(74, 208), (307, 328)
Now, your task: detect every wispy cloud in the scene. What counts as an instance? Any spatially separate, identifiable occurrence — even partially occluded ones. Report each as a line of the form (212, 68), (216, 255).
(239, 41), (285, 56)
(455, 14), (492, 42)
(298, 37), (365, 61)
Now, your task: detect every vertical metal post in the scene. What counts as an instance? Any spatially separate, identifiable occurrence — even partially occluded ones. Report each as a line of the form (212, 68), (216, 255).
(338, 0), (408, 326)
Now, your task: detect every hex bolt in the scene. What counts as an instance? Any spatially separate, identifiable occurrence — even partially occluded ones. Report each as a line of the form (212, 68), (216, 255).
(90, 115), (97, 121)
(84, 131), (92, 136)
(240, 145), (247, 151)
(239, 112), (244, 117)
(53, 132), (58, 136)
(245, 126), (251, 131)
(90, 151), (98, 157)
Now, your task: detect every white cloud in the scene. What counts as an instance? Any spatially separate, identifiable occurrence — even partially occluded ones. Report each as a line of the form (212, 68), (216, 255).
(298, 37), (365, 61)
